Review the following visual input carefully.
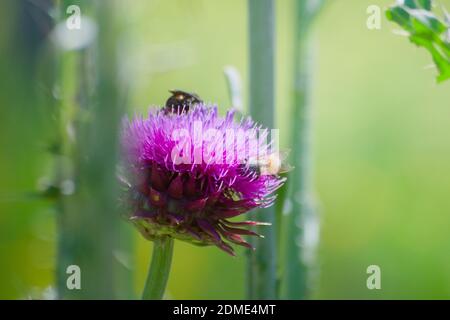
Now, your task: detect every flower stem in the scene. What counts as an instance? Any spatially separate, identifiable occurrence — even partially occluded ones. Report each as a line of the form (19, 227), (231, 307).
(280, 0), (325, 299)
(247, 0), (277, 299)
(142, 236), (174, 300)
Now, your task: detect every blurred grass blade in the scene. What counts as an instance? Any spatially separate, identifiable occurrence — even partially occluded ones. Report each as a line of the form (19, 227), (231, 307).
(247, 0), (277, 300)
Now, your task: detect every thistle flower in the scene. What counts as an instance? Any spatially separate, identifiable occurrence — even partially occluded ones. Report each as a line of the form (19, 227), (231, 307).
(121, 103), (285, 255)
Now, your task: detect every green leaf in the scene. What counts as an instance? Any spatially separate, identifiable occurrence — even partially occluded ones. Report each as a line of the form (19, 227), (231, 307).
(404, 0), (432, 10)
(386, 1), (450, 82)
(386, 7), (413, 31)
(417, 0), (432, 10)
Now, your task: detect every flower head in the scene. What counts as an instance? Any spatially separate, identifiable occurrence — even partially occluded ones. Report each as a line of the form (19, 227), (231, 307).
(121, 103), (286, 255)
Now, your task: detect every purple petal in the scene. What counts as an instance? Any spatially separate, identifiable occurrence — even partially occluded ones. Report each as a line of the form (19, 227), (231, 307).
(184, 198), (208, 212)
(184, 176), (197, 198)
(217, 241), (236, 256)
(150, 163), (168, 191)
(221, 224), (262, 238)
(197, 219), (221, 243)
(168, 175), (183, 199)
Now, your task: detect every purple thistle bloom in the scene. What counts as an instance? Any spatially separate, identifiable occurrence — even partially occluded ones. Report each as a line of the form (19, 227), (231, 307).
(121, 103), (286, 255)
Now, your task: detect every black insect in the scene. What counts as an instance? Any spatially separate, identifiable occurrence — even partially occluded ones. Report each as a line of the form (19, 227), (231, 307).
(164, 89), (202, 114)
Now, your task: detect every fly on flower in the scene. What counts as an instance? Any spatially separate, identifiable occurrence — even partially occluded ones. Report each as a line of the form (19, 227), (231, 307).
(121, 92), (287, 255)
(163, 89), (202, 114)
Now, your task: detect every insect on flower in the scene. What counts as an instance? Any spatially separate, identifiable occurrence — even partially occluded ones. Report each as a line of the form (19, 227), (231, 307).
(164, 89), (202, 114)
(120, 91), (287, 255)
(243, 150), (293, 177)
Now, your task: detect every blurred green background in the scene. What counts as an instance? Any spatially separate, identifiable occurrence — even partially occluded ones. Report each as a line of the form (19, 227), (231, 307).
(1, 0), (450, 299)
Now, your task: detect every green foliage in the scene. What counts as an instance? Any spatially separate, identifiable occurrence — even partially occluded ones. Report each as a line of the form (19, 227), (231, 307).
(386, 0), (450, 82)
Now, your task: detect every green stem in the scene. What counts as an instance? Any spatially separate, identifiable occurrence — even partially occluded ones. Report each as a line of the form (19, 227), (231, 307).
(55, 1), (124, 299)
(281, 40), (313, 299)
(247, 0), (277, 300)
(280, 0), (325, 299)
(142, 236), (174, 300)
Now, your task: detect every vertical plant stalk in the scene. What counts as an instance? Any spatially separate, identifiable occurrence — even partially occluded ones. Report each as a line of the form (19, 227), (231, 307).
(55, 0), (125, 299)
(280, 0), (325, 299)
(142, 237), (174, 300)
(247, 0), (277, 299)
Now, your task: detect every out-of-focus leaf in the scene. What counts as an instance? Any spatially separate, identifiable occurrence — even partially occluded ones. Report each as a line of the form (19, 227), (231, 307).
(404, 0), (432, 10)
(386, 1), (450, 82)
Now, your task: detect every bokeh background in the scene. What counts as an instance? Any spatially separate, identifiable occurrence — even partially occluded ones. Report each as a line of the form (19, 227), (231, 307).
(1, 0), (450, 299)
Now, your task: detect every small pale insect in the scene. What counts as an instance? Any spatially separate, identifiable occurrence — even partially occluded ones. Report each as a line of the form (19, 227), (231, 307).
(245, 150), (293, 176)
